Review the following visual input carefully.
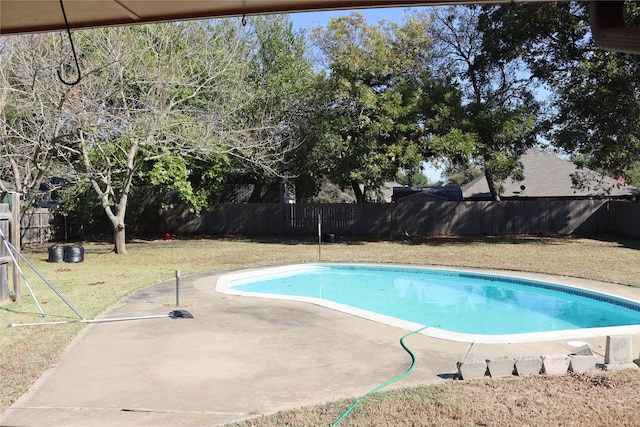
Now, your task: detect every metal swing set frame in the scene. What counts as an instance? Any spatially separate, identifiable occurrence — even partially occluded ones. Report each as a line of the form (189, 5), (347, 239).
(0, 228), (192, 328)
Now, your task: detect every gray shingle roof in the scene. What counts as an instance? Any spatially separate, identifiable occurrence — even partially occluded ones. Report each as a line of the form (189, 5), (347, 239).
(393, 186), (463, 202)
(461, 149), (640, 200)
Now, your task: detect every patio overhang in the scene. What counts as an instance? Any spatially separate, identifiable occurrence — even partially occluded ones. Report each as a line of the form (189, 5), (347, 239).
(1, 1), (639, 54)
(0, 0), (513, 35)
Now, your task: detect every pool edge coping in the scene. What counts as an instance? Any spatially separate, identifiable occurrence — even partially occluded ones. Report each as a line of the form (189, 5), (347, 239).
(215, 263), (640, 344)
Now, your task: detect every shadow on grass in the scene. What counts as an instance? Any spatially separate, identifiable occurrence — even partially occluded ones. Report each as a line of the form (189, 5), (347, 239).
(249, 234), (585, 247)
(331, 233), (640, 249)
(398, 234), (568, 246)
(0, 305), (78, 320)
(581, 232), (640, 250)
(207, 234), (575, 247)
(100, 232), (640, 250)
(244, 235), (395, 246)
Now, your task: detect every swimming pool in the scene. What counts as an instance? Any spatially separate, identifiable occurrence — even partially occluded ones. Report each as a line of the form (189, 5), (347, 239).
(216, 264), (640, 343)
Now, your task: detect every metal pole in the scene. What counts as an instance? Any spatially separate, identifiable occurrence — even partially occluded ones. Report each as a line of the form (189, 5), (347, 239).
(39, 209), (43, 245)
(318, 212), (322, 261)
(8, 313), (172, 328)
(1, 236), (46, 317)
(8, 310), (193, 328)
(175, 269), (180, 306)
(10, 192), (20, 301)
(0, 230), (84, 320)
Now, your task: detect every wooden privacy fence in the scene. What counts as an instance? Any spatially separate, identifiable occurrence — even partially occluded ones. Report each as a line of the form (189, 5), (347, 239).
(0, 193), (21, 302)
(21, 208), (56, 245)
(21, 200), (638, 244)
(607, 202), (640, 239)
(163, 199), (626, 238)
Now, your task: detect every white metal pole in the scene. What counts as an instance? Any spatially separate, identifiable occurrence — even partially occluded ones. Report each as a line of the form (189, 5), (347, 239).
(318, 212), (322, 261)
(1, 236), (46, 317)
(8, 313), (172, 328)
(0, 229), (84, 320)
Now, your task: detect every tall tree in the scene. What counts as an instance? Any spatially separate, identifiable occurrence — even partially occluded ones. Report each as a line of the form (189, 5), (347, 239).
(479, 2), (640, 188)
(2, 21), (256, 253)
(310, 12), (431, 203)
(426, 6), (542, 200)
(0, 35), (74, 218)
(233, 15), (315, 203)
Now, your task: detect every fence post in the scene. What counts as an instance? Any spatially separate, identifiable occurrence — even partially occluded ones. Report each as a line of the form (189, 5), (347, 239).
(39, 209), (43, 244)
(10, 192), (20, 301)
(389, 203), (394, 241)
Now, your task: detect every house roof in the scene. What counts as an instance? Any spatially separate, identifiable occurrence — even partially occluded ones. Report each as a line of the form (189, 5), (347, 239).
(393, 185), (463, 202)
(461, 149), (640, 200)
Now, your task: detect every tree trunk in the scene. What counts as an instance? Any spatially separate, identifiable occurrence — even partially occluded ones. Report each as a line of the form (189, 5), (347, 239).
(112, 219), (128, 254)
(485, 169), (502, 202)
(351, 180), (364, 203)
(157, 207), (167, 237)
(248, 177), (264, 203)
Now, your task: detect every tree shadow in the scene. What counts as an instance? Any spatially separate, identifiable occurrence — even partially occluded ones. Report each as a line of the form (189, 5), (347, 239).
(574, 232), (640, 250)
(114, 232), (640, 250)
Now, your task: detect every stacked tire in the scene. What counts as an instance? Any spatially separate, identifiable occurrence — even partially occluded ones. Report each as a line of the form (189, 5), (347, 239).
(47, 246), (65, 263)
(48, 245), (84, 263)
(63, 246), (84, 263)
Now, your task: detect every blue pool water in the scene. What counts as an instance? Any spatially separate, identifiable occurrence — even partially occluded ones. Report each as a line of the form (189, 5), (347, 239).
(224, 264), (640, 336)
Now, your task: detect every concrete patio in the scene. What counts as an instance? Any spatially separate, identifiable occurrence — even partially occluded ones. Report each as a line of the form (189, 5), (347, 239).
(1, 269), (637, 427)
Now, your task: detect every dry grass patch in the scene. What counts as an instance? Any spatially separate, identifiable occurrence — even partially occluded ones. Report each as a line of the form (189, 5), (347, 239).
(232, 371), (640, 426)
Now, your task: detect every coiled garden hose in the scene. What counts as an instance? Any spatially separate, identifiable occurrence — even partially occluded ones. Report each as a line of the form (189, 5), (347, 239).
(331, 325), (429, 426)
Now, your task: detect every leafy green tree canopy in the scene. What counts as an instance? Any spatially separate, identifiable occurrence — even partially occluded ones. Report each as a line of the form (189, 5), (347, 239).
(231, 15), (315, 202)
(479, 2), (640, 188)
(310, 12), (432, 202)
(425, 6), (542, 200)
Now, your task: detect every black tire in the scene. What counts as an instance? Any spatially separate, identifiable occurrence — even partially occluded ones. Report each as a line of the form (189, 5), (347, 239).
(63, 246), (84, 263)
(47, 246), (65, 263)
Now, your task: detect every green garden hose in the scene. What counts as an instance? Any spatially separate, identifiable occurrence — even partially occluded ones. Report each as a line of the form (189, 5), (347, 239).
(331, 325), (429, 426)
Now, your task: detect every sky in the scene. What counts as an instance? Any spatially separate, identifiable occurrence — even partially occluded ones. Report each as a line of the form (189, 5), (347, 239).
(288, 7), (445, 184)
(289, 6), (419, 30)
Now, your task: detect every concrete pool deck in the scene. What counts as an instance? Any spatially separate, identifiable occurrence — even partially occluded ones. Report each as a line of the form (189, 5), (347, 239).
(2, 267), (640, 427)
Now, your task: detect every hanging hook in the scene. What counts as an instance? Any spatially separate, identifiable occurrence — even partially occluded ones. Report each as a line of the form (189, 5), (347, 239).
(57, 0), (81, 86)
(241, 14), (247, 26)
